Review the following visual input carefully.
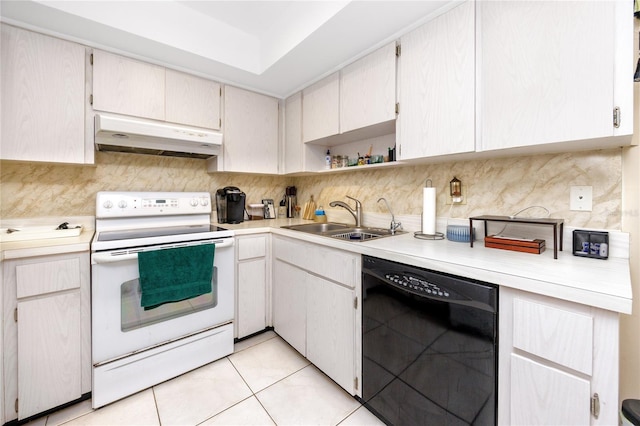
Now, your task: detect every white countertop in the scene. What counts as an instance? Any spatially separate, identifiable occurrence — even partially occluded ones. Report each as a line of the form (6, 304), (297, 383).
(0, 216), (95, 260)
(223, 218), (633, 314)
(2, 216), (630, 313)
(0, 230), (94, 260)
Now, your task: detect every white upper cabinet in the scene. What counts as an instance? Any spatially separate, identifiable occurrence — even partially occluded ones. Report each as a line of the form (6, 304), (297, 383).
(1, 25), (89, 164)
(398, 0), (475, 160)
(478, 1), (632, 152)
(302, 44), (397, 147)
(302, 72), (340, 143)
(283, 91), (327, 174)
(93, 50), (165, 121)
(165, 69), (221, 130)
(340, 42), (397, 134)
(221, 85), (279, 174)
(93, 50), (222, 130)
(284, 92), (304, 173)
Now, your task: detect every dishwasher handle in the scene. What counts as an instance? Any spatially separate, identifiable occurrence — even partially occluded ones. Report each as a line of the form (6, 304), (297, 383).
(93, 238), (233, 264)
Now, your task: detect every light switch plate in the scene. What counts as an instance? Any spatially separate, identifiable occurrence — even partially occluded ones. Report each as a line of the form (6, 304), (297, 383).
(570, 186), (593, 211)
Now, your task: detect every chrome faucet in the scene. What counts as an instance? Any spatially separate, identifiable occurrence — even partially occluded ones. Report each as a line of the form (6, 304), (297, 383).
(329, 196), (362, 227)
(377, 197), (402, 234)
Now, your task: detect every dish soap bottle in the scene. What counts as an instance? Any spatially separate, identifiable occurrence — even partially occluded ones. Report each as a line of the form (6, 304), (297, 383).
(314, 206), (327, 223)
(325, 149), (331, 170)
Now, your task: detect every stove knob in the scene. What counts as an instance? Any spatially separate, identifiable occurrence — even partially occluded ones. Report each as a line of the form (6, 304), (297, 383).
(200, 197), (209, 206)
(118, 200), (128, 208)
(103, 200), (113, 209)
(190, 198), (199, 207)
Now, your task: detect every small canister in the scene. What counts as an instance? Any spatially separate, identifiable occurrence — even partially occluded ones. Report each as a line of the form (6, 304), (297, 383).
(314, 206), (327, 223)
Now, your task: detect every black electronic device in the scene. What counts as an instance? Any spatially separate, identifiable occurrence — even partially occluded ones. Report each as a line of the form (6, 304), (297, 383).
(215, 187), (246, 224)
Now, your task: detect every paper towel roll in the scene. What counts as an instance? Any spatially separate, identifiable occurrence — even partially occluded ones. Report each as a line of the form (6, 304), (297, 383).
(422, 187), (436, 235)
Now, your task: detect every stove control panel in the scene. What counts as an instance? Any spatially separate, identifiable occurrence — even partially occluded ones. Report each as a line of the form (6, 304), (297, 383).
(96, 191), (212, 217)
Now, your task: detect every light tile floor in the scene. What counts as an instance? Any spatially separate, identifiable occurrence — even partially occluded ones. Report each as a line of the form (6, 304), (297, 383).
(30, 331), (384, 426)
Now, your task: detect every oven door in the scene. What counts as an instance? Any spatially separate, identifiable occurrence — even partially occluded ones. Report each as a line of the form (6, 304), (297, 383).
(91, 237), (234, 364)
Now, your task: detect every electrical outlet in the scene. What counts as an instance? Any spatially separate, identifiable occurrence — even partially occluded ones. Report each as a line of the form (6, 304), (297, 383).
(570, 186), (592, 211)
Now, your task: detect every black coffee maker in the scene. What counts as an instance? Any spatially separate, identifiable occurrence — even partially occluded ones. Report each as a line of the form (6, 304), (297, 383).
(215, 187), (245, 224)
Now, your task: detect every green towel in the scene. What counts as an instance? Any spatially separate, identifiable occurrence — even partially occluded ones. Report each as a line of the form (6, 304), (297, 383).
(138, 244), (215, 309)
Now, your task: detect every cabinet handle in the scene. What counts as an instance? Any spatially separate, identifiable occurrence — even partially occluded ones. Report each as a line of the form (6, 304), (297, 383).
(613, 107), (621, 128)
(591, 393), (600, 419)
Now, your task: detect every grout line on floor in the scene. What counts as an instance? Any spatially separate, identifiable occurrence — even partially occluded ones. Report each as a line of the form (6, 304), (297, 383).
(151, 387), (162, 425)
(253, 395), (278, 426)
(193, 395), (255, 426)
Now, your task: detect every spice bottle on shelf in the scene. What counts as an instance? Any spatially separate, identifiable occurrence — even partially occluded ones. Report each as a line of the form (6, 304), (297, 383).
(325, 149), (331, 170)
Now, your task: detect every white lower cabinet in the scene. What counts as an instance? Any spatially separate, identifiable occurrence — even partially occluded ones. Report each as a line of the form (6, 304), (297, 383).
(236, 234), (270, 339)
(273, 259), (307, 355)
(272, 236), (361, 396)
(306, 273), (356, 393)
(2, 252), (90, 422)
(499, 287), (619, 425)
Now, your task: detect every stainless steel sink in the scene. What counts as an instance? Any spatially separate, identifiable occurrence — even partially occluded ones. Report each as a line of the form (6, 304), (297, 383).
(281, 222), (351, 233)
(281, 223), (403, 241)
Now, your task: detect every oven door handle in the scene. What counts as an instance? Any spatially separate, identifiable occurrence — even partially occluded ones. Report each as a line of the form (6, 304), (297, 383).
(93, 252), (139, 263)
(92, 238), (234, 264)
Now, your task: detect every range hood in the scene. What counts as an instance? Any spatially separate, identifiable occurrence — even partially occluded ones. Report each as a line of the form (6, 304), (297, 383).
(95, 113), (222, 159)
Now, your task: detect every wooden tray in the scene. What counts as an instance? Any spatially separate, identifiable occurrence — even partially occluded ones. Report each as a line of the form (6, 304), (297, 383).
(484, 235), (545, 254)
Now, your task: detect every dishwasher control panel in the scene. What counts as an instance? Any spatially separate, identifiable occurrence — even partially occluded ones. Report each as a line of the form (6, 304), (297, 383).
(384, 273), (451, 298)
(362, 255), (498, 310)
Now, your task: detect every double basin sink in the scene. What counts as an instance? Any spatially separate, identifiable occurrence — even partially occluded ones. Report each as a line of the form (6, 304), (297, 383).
(281, 222), (403, 242)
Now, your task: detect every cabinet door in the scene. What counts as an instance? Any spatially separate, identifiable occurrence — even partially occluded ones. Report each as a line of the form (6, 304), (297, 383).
(302, 72), (340, 143)
(1, 25), (86, 164)
(341, 42), (396, 134)
(284, 92), (303, 173)
(272, 260), (306, 355)
(510, 354), (590, 426)
(398, 0), (475, 159)
(166, 69), (221, 130)
(283, 91), (327, 173)
(237, 257), (267, 339)
(223, 86), (279, 174)
(18, 292), (81, 419)
(478, 1), (614, 151)
(306, 275), (355, 394)
(93, 50), (165, 121)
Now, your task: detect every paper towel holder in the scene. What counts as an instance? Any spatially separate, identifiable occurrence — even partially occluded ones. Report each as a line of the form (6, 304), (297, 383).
(450, 177), (463, 203)
(414, 178), (445, 240)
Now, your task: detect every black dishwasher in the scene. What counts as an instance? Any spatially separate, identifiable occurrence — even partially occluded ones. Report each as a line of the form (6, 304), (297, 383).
(360, 256), (498, 426)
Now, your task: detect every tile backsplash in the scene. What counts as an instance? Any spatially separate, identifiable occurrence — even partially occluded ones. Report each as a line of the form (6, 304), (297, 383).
(298, 148), (622, 230)
(1, 148), (622, 230)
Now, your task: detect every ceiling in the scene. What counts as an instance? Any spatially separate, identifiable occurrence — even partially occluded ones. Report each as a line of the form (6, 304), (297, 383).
(0, 0), (454, 98)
